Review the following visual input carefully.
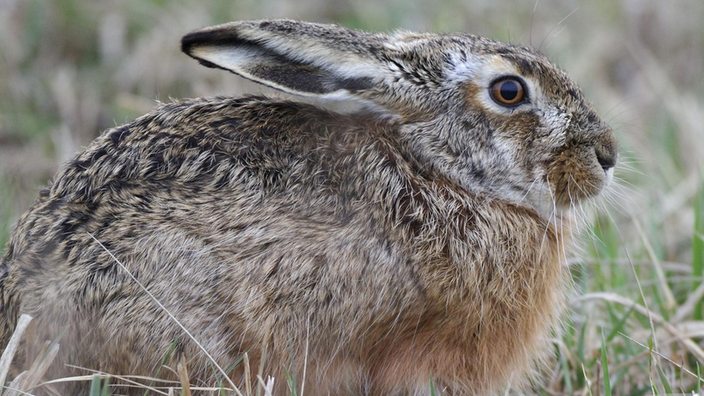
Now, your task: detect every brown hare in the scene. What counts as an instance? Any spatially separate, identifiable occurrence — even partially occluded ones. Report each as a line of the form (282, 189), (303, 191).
(0, 20), (617, 395)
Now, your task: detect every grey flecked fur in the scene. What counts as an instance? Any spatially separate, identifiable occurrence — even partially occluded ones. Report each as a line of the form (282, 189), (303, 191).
(0, 20), (617, 395)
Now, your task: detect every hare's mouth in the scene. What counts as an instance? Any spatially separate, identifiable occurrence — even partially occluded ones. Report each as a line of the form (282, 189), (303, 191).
(546, 151), (615, 207)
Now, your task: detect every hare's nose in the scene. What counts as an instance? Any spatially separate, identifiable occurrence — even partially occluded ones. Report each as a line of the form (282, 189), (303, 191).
(595, 133), (618, 172)
(596, 150), (615, 171)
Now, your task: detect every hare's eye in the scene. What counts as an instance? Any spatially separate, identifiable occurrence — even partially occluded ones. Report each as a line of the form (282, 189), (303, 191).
(490, 78), (526, 107)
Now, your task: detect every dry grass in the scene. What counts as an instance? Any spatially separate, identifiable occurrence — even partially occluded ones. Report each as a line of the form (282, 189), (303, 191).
(1, 0), (704, 394)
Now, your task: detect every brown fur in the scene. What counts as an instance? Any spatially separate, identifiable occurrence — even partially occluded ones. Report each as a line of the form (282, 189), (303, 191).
(0, 20), (616, 395)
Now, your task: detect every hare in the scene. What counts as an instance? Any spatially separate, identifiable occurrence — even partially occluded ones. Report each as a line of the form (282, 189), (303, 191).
(0, 20), (617, 395)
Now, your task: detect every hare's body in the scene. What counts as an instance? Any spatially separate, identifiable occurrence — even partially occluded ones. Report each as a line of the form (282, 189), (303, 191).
(1, 20), (616, 395)
(2, 96), (565, 394)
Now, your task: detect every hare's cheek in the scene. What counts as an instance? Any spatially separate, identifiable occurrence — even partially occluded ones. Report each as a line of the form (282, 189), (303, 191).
(546, 145), (606, 205)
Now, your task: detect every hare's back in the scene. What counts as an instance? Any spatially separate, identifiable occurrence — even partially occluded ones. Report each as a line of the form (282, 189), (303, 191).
(8, 95), (393, 260)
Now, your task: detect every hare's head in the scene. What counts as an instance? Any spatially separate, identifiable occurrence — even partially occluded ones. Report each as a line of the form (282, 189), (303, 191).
(182, 20), (617, 219)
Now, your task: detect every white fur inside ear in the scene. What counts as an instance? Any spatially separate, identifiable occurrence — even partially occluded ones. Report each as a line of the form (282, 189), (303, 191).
(190, 46), (265, 73)
(190, 33), (384, 99)
(232, 28), (380, 80)
(190, 45), (321, 96)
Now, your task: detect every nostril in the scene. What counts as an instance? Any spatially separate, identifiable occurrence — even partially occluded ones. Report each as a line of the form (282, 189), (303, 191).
(596, 150), (616, 172)
(594, 131), (618, 173)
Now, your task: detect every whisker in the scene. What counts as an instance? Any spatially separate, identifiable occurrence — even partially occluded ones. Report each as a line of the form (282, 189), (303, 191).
(529, 0), (540, 47)
(518, 173), (545, 206)
(602, 94), (646, 119)
(543, 25), (567, 50)
(539, 7), (579, 51)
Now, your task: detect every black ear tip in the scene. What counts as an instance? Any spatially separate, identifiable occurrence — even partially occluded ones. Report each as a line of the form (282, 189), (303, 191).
(182, 27), (248, 57)
(181, 31), (207, 55)
(180, 32), (233, 72)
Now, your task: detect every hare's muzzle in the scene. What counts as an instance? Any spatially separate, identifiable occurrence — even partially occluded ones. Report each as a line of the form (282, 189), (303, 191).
(595, 133), (618, 174)
(594, 132), (618, 191)
(547, 128), (618, 207)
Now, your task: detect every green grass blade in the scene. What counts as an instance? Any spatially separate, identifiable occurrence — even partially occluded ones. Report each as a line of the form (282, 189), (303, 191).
(656, 364), (672, 394)
(650, 381), (661, 396)
(581, 363), (593, 396)
(430, 375), (436, 396)
(89, 375), (102, 396)
(694, 181), (704, 319)
(576, 320), (588, 388)
(100, 376), (111, 396)
(559, 344), (573, 394)
(627, 385), (653, 396)
(605, 306), (634, 342)
(284, 369), (297, 396)
(647, 337), (663, 396)
(225, 352), (247, 375)
(143, 337), (179, 396)
(601, 331), (611, 396)
(288, 338), (297, 396)
(650, 283), (669, 321)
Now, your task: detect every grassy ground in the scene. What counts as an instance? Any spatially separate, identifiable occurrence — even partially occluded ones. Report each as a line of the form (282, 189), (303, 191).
(1, 0), (704, 394)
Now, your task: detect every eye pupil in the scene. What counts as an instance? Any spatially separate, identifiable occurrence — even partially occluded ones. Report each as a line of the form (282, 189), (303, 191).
(500, 81), (519, 101)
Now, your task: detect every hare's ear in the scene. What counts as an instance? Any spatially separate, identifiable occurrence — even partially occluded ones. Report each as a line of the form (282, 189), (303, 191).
(182, 20), (385, 98)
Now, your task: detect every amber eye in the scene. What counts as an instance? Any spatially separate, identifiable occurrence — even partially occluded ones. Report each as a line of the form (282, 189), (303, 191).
(490, 77), (526, 106)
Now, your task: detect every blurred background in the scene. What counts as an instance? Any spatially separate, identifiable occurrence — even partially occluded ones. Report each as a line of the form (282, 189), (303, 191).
(1, 0), (703, 394)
